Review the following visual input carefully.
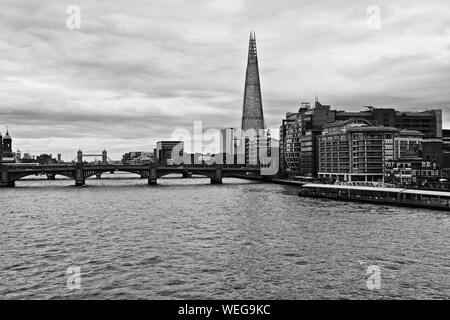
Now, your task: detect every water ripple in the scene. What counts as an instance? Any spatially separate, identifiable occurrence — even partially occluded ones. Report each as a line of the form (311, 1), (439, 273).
(1, 176), (449, 299)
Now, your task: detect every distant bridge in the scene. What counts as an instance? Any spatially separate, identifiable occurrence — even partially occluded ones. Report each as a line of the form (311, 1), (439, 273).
(72, 149), (112, 164)
(0, 163), (264, 187)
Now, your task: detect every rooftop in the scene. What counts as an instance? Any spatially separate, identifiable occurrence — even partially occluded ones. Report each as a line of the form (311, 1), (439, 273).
(348, 126), (400, 133)
(322, 118), (372, 129)
(396, 109), (441, 117)
(399, 129), (424, 137)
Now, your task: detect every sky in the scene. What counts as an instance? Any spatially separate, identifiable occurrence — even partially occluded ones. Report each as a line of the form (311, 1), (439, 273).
(0, 0), (449, 160)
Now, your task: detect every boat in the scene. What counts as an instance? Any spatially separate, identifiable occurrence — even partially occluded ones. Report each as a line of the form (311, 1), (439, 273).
(298, 183), (450, 211)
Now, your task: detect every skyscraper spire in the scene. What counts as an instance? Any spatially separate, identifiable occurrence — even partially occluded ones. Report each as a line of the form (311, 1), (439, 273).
(241, 31), (265, 133)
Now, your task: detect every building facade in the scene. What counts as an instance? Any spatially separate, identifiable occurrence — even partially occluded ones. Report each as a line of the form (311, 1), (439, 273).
(394, 129), (424, 160)
(280, 103), (443, 179)
(0, 129), (15, 163)
(239, 32), (270, 166)
(122, 152), (154, 165)
(421, 138), (443, 171)
(318, 119), (399, 182)
(219, 128), (239, 165)
(443, 129), (450, 177)
(282, 101), (336, 178)
(155, 141), (184, 166)
(335, 107), (442, 138)
(386, 149), (441, 185)
(279, 114), (297, 176)
(241, 32), (265, 134)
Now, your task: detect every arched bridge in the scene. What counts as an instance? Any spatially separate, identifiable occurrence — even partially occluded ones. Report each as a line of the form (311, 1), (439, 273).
(0, 164), (264, 187)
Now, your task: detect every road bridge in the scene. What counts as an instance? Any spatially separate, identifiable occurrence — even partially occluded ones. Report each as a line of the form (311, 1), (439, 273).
(0, 163), (263, 187)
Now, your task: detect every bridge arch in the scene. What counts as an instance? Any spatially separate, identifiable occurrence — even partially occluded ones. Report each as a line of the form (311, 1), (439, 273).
(84, 169), (149, 179)
(10, 172), (75, 182)
(156, 170), (215, 180)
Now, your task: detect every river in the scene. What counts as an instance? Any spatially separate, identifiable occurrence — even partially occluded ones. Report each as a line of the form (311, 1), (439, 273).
(0, 174), (449, 299)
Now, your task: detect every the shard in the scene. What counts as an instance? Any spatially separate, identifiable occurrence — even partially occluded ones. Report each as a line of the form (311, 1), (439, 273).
(241, 32), (265, 133)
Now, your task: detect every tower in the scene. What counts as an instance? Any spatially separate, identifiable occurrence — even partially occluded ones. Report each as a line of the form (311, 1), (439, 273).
(77, 150), (83, 164)
(3, 129), (12, 153)
(241, 32), (265, 134)
(1, 128), (14, 163)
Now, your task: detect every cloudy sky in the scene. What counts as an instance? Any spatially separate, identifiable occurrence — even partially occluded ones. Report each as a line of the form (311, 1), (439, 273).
(0, 0), (449, 160)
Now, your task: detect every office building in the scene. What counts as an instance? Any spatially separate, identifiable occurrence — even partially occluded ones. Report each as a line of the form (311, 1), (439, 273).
(282, 100), (336, 178)
(122, 152), (154, 165)
(280, 103), (443, 178)
(219, 128), (239, 165)
(318, 118), (398, 182)
(241, 32), (265, 134)
(155, 141), (184, 166)
(335, 107), (442, 138)
(443, 129), (450, 177)
(394, 130), (424, 160)
(239, 32), (271, 166)
(279, 114), (298, 176)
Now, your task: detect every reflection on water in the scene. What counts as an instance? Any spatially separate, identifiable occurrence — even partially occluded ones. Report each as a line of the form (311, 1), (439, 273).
(1, 173), (449, 299)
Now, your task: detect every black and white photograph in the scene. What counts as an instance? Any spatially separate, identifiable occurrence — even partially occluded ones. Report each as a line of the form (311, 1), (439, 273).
(0, 0), (449, 308)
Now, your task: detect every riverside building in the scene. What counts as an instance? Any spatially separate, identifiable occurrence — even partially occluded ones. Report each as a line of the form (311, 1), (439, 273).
(280, 103), (444, 179)
(318, 118), (399, 182)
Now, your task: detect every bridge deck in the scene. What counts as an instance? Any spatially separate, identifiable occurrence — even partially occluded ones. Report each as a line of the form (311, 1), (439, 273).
(1, 164), (265, 187)
(4, 164), (261, 171)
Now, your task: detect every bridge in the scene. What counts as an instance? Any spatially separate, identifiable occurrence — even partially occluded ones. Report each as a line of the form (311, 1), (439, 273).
(0, 163), (263, 187)
(72, 149), (111, 164)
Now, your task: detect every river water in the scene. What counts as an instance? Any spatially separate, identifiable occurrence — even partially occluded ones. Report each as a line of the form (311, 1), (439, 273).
(0, 174), (449, 299)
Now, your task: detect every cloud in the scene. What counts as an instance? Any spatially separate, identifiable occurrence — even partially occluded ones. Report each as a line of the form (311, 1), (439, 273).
(0, 0), (449, 159)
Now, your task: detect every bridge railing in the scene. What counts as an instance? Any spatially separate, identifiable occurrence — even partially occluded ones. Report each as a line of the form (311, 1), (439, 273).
(2, 163), (264, 170)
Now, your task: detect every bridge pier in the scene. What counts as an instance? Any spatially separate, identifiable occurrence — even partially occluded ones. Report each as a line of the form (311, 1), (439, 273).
(96, 174), (102, 179)
(47, 173), (56, 180)
(75, 163), (85, 186)
(182, 171), (192, 178)
(0, 169), (14, 187)
(110, 170), (115, 174)
(210, 168), (223, 185)
(148, 166), (157, 185)
(1, 181), (15, 187)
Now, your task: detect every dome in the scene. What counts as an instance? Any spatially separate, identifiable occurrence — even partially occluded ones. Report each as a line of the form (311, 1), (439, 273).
(3, 130), (11, 140)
